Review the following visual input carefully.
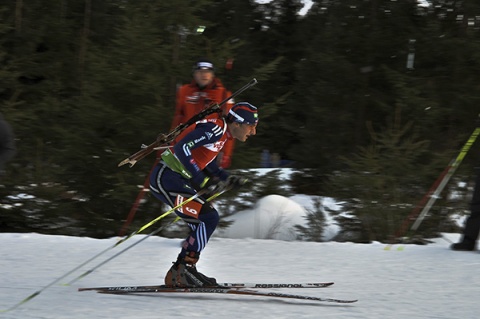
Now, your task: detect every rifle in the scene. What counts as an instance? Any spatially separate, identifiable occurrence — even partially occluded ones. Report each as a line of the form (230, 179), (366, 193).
(118, 78), (258, 167)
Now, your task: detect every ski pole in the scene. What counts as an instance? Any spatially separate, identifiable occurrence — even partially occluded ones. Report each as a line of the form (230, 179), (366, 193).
(114, 188), (208, 247)
(384, 163), (450, 250)
(118, 158), (160, 237)
(410, 126), (480, 231)
(63, 187), (232, 286)
(385, 126), (480, 250)
(63, 216), (182, 286)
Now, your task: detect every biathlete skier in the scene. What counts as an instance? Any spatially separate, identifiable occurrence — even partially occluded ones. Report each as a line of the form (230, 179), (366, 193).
(149, 102), (259, 287)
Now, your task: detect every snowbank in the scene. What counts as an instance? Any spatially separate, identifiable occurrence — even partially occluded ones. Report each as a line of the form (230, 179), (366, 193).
(215, 193), (342, 241)
(215, 194), (307, 241)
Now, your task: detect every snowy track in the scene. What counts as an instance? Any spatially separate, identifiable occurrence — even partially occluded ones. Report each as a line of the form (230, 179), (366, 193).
(0, 233), (478, 319)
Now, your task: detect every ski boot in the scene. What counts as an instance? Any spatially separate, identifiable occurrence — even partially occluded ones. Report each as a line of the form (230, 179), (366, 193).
(164, 252), (217, 287)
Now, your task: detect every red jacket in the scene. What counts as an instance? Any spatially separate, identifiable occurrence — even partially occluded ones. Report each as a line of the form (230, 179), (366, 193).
(171, 78), (235, 168)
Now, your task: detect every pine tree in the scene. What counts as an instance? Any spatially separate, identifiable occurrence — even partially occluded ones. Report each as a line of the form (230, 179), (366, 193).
(325, 118), (451, 243)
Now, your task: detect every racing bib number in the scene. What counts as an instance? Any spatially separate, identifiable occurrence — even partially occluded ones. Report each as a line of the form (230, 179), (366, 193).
(175, 195), (202, 218)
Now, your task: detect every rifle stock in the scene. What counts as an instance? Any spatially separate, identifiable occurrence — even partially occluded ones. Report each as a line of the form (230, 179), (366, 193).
(118, 78), (257, 168)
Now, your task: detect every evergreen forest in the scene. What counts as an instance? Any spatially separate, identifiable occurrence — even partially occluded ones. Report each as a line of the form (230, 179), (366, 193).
(1, 0), (479, 242)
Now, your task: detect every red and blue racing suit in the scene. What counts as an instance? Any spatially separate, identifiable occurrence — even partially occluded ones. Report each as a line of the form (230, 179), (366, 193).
(149, 118), (231, 258)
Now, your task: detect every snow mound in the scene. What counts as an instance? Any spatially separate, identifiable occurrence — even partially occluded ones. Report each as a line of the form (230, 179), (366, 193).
(289, 194), (341, 241)
(215, 194), (307, 241)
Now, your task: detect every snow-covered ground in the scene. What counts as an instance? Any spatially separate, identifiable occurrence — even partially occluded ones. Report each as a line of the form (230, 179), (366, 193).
(1, 179), (477, 318)
(1, 230), (478, 319)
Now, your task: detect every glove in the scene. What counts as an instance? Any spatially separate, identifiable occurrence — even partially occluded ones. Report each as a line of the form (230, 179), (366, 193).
(200, 178), (226, 198)
(202, 176), (247, 198)
(194, 175), (247, 198)
(224, 175), (248, 190)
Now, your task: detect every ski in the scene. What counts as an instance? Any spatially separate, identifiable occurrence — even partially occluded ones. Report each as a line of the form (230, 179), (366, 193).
(87, 286), (357, 304)
(78, 281), (334, 293)
(220, 282), (334, 289)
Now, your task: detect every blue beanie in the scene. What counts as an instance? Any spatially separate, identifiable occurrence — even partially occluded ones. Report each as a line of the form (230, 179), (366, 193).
(227, 102), (259, 125)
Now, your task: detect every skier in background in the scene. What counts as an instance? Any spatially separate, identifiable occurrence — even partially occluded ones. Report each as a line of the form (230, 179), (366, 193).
(150, 102), (259, 287)
(171, 57), (235, 168)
